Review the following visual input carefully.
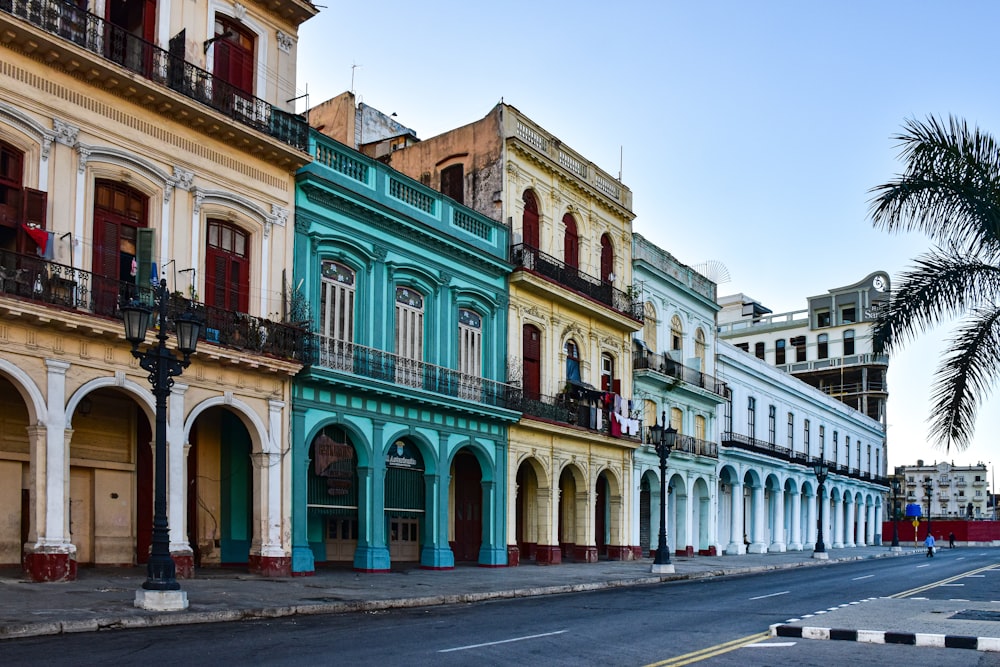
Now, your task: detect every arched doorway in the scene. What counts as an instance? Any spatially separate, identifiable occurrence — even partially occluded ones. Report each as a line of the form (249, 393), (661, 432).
(639, 472), (653, 556)
(595, 471), (608, 557)
(0, 375), (31, 566)
(451, 448), (482, 562)
(385, 439), (424, 563)
(558, 467), (577, 560)
(68, 388), (151, 565)
(306, 427), (359, 564)
(188, 407), (253, 566)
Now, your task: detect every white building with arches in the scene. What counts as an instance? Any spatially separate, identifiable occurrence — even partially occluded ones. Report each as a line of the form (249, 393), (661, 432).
(715, 340), (888, 556)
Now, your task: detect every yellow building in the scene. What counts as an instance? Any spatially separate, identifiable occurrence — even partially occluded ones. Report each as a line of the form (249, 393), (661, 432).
(0, 0), (316, 580)
(382, 103), (644, 564)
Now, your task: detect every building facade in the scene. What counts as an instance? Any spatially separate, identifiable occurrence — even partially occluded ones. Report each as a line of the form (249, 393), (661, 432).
(630, 233), (727, 556)
(381, 103), (644, 564)
(895, 461), (991, 520)
(717, 272), (891, 426)
(716, 340), (888, 553)
(0, 0), (316, 580)
(291, 129), (519, 573)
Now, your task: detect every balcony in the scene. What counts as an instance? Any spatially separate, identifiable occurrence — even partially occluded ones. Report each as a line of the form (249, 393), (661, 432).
(0, 249), (307, 362)
(510, 244), (642, 323)
(516, 389), (639, 442)
(669, 434), (718, 459)
(0, 0), (309, 165)
(633, 351), (727, 398)
(312, 335), (520, 412)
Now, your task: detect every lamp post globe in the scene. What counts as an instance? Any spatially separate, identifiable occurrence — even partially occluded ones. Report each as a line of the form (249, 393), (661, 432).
(124, 280), (201, 611)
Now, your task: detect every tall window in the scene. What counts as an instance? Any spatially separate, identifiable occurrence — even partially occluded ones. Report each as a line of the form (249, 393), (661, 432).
(844, 329), (855, 356)
(440, 164), (464, 204)
(804, 419), (810, 452)
(0, 142), (46, 254)
(775, 338), (786, 365)
(856, 441), (861, 470)
(833, 431), (839, 464)
(747, 397), (756, 439)
(106, 0), (156, 75)
(694, 329), (706, 371)
(671, 316), (683, 355)
(563, 213), (579, 269)
(642, 302), (657, 352)
(724, 388), (733, 433)
(768, 405), (776, 444)
(395, 287), (424, 360)
(792, 336), (806, 362)
(816, 309), (831, 328)
(866, 444), (871, 470)
(319, 261), (355, 370)
(521, 190), (539, 249)
(819, 425), (825, 458)
(841, 306), (856, 324)
(817, 333), (829, 359)
(565, 339), (581, 383)
(845, 436), (851, 467)
(458, 308), (482, 377)
(213, 16), (255, 97)
(206, 219), (249, 312)
(787, 412), (794, 449)
(695, 415), (706, 441)
(600, 233), (614, 283)
(670, 407), (682, 433)
(754, 342), (765, 360)
(522, 324), (541, 400)
(601, 353), (615, 392)
(93, 180), (148, 312)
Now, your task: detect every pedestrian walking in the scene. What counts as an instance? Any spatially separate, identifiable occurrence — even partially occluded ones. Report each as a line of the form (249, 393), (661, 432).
(949, 532), (956, 548)
(925, 533), (936, 557)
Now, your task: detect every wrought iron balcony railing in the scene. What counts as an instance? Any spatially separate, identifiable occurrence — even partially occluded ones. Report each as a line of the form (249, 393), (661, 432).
(510, 244), (643, 322)
(515, 388), (640, 441)
(720, 430), (888, 487)
(634, 351), (727, 398)
(0, 0), (308, 151)
(0, 249), (307, 361)
(313, 335), (520, 411)
(649, 433), (717, 459)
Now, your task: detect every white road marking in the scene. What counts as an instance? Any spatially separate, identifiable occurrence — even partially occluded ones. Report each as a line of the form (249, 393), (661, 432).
(917, 564), (930, 568)
(439, 630), (568, 653)
(957, 557), (965, 560)
(949, 599), (970, 602)
(940, 583), (965, 587)
(749, 591), (789, 600)
(852, 575), (875, 581)
(745, 642), (797, 648)
(966, 575), (986, 578)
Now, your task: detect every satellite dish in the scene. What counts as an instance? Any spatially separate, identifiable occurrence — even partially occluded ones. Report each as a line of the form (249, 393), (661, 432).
(692, 260), (731, 285)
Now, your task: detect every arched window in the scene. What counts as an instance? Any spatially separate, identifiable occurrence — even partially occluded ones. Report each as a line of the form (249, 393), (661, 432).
(694, 415), (706, 441)
(0, 141), (46, 255)
(601, 352), (615, 392)
(671, 315), (683, 353)
(694, 328), (706, 371)
(458, 308), (482, 377)
(213, 15), (255, 97)
(206, 219), (250, 312)
(643, 301), (657, 352)
(521, 190), (539, 250)
(600, 233), (614, 283)
(395, 287), (425, 387)
(817, 333), (829, 359)
(775, 338), (786, 365)
(565, 339), (580, 383)
(93, 180), (148, 312)
(522, 324), (541, 400)
(669, 407), (682, 433)
(320, 261), (355, 342)
(563, 213), (579, 269)
(440, 164), (464, 204)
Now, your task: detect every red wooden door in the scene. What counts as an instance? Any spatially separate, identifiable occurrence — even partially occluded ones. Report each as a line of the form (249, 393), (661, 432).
(563, 214), (578, 269)
(453, 451), (482, 562)
(522, 191), (539, 250)
(522, 324), (541, 401)
(600, 234), (614, 283)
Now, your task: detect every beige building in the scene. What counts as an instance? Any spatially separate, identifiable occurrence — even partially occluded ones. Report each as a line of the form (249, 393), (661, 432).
(0, 0), (316, 580)
(897, 461), (991, 519)
(350, 101), (645, 564)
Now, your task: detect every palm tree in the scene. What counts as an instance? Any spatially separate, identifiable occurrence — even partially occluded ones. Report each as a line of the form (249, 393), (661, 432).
(869, 115), (1000, 452)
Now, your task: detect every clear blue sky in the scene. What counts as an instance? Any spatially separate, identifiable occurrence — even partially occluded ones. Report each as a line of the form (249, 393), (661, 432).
(297, 1), (1000, 474)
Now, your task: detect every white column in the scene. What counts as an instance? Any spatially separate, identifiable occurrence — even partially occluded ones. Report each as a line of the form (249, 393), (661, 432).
(631, 462), (642, 550)
(789, 488), (802, 550)
(866, 502), (876, 545)
(43, 360), (70, 546)
(871, 503), (881, 545)
(845, 497), (856, 547)
(262, 399), (285, 557)
(167, 383), (189, 553)
(683, 474), (695, 554)
(726, 480), (743, 554)
(806, 490), (817, 546)
(73, 153), (86, 270)
(259, 225), (271, 316)
(833, 494), (845, 548)
(750, 485), (766, 553)
(769, 486), (786, 552)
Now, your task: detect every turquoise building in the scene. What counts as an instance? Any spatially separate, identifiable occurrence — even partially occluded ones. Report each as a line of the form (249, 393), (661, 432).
(291, 131), (519, 573)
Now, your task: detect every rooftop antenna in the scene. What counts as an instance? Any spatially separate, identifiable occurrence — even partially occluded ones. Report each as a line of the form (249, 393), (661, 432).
(619, 145), (623, 181)
(692, 260), (732, 285)
(350, 62), (361, 95)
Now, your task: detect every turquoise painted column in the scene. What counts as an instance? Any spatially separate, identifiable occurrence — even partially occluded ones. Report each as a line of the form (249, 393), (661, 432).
(420, 466), (455, 569)
(479, 435), (507, 566)
(290, 405), (314, 574)
(354, 421), (390, 571)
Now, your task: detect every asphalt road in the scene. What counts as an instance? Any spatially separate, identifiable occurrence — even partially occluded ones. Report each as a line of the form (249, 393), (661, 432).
(5, 548), (1000, 666)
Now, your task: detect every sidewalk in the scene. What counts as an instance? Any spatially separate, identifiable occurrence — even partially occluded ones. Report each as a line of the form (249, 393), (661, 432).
(0, 545), (988, 646)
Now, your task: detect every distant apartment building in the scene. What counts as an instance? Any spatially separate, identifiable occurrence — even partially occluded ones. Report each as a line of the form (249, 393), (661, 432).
(894, 461), (991, 519)
(716, 272), (891, 427)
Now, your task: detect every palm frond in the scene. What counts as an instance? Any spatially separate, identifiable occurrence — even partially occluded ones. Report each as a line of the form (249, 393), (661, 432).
(928, 307), (1000, 452)
(872, 250), (1000, 354)
(869, 115), (1000, 258)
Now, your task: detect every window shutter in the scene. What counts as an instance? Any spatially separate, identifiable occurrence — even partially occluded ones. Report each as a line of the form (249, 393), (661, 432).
(23, 188), (47, 228)
(136, 227), (155, 287)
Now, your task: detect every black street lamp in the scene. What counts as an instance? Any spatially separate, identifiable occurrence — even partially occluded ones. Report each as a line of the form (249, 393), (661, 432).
(648, 410), (677, 573)
(122, 280), (201, 607)
(890, 477), (901, 549)
(812, 462), (829, 559)
(924, 481), (933, 540)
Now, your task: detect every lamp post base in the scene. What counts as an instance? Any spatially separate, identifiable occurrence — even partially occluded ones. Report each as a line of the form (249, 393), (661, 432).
(890, 546), (902, 553)
(651, 562), (675, 574)
(135, 588), (189, 611)
(812, 551), (829, 560)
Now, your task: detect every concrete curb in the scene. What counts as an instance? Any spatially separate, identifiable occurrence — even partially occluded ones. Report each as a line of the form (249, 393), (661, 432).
(0, 550), (922, 641)
(771, 624), (1000, 653)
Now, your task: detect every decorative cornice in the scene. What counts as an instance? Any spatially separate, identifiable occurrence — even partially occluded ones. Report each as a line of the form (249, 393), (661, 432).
(52, 119), (79, 147)
(276, 30), (294, 53)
